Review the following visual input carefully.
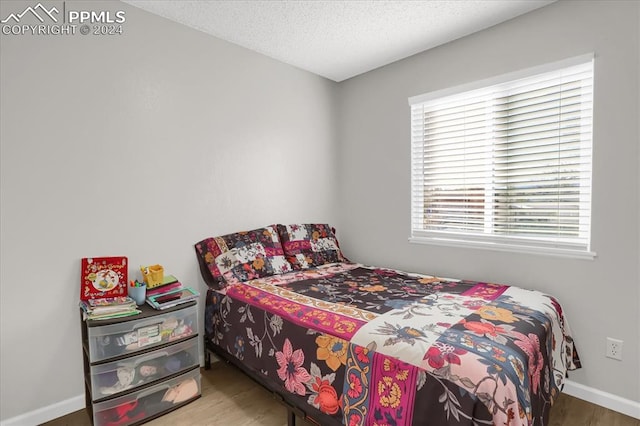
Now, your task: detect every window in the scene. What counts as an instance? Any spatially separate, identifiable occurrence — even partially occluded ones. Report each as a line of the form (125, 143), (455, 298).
(409, 55), (594, 258)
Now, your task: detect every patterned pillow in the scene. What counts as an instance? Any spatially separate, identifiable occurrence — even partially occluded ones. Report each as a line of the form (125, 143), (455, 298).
(195, 225), (292, 289)
(276, 224), (347, 270)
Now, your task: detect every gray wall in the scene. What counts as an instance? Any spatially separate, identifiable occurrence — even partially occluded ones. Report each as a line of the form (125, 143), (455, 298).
(336, 0), (639, 403)
(0, 1), (337, 421)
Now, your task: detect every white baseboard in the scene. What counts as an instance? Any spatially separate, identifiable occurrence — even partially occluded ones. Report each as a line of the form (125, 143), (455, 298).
(1, 379), (637, 425)
(0, 394), (85, 426)
(563, 379), (640, 419)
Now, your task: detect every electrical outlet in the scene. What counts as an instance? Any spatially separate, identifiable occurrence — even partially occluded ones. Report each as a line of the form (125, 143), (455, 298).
(606, 337), (623, 360)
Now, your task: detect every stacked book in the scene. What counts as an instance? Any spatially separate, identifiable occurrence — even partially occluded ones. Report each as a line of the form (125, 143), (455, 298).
(145, 274), (199, 310)
(80, 296), (140, 320)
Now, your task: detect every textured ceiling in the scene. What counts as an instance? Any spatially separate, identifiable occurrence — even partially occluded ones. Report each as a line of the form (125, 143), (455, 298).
(122, 0), (555, 82)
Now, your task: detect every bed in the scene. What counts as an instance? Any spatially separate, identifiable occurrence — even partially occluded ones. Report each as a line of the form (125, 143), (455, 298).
(195, 224), (580, 426)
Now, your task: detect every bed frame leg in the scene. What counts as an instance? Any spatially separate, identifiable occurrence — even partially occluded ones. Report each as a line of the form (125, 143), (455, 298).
(287, 408), (296, 426)
(204, 347), (211, 370)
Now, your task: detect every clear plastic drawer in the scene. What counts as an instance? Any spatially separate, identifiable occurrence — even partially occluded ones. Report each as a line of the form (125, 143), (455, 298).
(87, 304), (197, 362)
(92, 367), (201, 426)
(90, 337), (199, 400)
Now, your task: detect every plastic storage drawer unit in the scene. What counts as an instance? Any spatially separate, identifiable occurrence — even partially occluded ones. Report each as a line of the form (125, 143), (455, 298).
(92, 367), (201, 426)
(89, 336), (199, 400)
(87, 304), (197, 362)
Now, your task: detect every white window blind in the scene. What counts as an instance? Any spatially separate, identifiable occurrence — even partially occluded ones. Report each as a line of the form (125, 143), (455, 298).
(409, 55), (594, 257)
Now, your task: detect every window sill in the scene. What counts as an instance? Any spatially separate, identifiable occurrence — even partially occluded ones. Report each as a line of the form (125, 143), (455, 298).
(408, 236), (597, 260)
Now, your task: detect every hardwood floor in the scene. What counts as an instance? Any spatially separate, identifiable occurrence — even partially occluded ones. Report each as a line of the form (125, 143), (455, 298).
(42, 361), (639, 426)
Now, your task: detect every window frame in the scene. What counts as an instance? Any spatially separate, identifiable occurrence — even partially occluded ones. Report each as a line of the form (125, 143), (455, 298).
(408, 54), (596, 260)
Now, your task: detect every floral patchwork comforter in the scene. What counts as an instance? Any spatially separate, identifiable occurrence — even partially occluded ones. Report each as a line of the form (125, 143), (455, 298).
(205, 263), (580, 426)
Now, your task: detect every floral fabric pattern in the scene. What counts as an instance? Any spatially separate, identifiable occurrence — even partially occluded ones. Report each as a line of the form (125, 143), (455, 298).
(369, 355), (418, 425)
(205, 263), (580, 426)
(195, 225), (292, 289)
(276, 338), (311, 395)
(277, 224), (347, 269)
